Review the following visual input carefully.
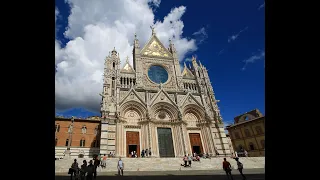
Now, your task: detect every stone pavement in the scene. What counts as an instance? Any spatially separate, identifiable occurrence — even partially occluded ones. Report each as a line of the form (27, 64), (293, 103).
(56, 157), (265, 173)
(55, 169), (265, 180)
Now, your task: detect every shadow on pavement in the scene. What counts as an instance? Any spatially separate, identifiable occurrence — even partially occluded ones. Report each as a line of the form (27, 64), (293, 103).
(55, 174), (265, 180)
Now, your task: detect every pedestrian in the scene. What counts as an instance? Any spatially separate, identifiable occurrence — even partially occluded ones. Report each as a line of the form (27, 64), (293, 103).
(222, 158), (233, 180)
(149, 148), (151, 157)
(244, 150), (248, 157)
(145, 149), (148, 157)
(188, 154), (192, 167)
(117, 157), (124, 176)
(235, 158), (246, 180)
(69, 159), (79, 180)
(102, 154), (107, 168)
(86, 160), (94, 180)
(93, 156), (100, 179)
(80, 160), (87, 180)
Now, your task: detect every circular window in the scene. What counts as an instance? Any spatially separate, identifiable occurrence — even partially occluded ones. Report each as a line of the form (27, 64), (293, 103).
(148, 65), (168, 84)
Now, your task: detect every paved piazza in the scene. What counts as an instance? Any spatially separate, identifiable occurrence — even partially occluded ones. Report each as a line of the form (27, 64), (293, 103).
(55, 169), (265, 180)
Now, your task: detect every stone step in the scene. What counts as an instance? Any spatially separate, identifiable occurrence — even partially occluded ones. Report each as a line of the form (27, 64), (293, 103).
(55, 157), (265, 173)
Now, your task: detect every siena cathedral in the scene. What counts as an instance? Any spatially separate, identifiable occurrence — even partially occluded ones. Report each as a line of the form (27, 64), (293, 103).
(99, 28), (231, 158)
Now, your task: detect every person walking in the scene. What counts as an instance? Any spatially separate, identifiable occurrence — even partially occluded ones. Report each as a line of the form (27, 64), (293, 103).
(117, 157), (124, 176)
(235, 158), (246, 180)
(222, 158), (233, 180)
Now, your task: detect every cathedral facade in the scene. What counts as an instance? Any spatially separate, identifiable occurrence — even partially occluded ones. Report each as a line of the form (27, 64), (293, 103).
(99, 29), (231, 158)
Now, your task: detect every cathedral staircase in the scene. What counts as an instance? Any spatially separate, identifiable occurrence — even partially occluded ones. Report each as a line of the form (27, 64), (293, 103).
(55, 157), (265, 173)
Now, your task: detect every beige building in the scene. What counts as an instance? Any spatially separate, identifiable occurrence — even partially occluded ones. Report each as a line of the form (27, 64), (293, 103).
(226, 134), (235, 155)
(226, 109), (265, 157)
(99, 28), (231, 158)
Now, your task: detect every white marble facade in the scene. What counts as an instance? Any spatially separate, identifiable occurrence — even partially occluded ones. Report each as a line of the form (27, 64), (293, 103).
(99, 28), (231, 157)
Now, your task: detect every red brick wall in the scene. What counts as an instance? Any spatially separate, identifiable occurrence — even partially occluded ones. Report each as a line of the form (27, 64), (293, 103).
(55, 119), (100, 148)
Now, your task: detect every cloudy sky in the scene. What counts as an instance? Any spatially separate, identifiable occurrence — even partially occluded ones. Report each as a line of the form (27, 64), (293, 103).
(55, 0), (265, 125)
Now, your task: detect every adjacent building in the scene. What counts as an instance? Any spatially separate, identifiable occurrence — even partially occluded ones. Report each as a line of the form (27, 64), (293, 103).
(226, 109), (265, 157)
(55, 116), (101, 158)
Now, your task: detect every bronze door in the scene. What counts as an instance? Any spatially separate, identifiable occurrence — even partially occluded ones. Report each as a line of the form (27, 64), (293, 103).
(126, 131), (140, 157)
(189, 133), (203, 154)
(157, 128), (175, 157)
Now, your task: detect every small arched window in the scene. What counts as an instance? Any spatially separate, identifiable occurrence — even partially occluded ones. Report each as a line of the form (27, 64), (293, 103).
(65, 139), (69, 146)
(80, 138), (85, 147)
(113, 62), (115, 69)
(249, 142), (255, 150)
(82, 125), (87, 134)
(55, 124), (60, 132)
(255, 126), (263, 134)
(55, 138), (58, 146)
(244, 129), (251, 137)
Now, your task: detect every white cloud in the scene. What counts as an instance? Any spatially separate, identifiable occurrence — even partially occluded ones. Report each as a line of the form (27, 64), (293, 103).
(193, 27), (208, 43)
(228, 26), (248, 43)
(55, 0), (200, 112)
(258, 2), (265, 10)
(242, 50), (265, 71)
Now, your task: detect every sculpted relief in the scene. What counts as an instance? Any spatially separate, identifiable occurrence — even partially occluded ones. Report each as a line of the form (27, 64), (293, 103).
(143, 40), (171, 58)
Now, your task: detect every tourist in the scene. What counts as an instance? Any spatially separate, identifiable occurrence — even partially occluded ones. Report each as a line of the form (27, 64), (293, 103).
(235, 158), (246, 180)
(145, 149), (148, 157)
(141, 149), (145, 158)
(244, 150), (248, 157)
(188, 154), (192, 167)
(93, 156), (100, 179)
(109, 152), (112, 158)
(131, 151), (134, 158)
(181, 155), (188, 167)
(102, 154), (107, 168)
(117, 157), (124, 176)
(69, 159), (79, 180)
(149, 148), (151, 157)
(222, 158), (233, 180)
(86, 160), (94, 180)
(80, 160), (87, 180)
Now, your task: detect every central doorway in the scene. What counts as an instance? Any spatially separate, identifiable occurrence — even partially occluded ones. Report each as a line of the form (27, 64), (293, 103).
(157, 128), (175, 157)
(126, 131), (140, 157)
(189, 133), (203, 155)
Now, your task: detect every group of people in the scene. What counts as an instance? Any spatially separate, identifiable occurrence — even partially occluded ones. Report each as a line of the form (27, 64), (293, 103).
(181, 153), (202, 167)
(223, 157), (246, 180)
(68, 156), (100, 180)
(140, 148), (151, 157)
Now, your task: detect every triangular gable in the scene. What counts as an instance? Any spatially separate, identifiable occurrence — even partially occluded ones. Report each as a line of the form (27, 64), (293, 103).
(182, 64), (195, 79)
(179, 92), (204, 109)
(140, 35), (172, 58)
(121, 57), (135, 73)
(149, 89), (178, 108)
(119, 88), (146, 106)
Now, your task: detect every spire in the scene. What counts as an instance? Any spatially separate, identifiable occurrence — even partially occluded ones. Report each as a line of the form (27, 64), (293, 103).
(150, 25), (155, 35)
(134, 32), (137, 39)
(111, 47), (117, 56)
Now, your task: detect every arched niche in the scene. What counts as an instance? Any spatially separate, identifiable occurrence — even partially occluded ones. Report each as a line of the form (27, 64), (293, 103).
(150, 102), (178, 120)
(120, 100), (146, 123)
(182, 104), (205, 127)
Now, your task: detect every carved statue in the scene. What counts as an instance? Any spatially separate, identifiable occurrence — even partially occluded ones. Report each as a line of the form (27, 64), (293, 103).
(178, 111), (182, 120)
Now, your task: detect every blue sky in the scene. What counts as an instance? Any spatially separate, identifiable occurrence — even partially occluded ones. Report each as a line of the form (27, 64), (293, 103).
(55, 0), (265, 125)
